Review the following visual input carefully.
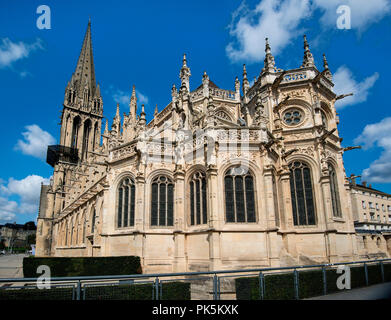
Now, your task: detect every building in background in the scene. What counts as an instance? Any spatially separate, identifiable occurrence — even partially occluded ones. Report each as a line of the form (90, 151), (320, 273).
(0, 222), (36, 250)
(349, 176), (391, 259)
(36, 21), (390, 273)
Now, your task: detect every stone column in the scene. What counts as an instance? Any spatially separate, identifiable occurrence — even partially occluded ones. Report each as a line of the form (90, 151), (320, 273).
(206, 165), (222, 270)
(173, 169), (186, 272)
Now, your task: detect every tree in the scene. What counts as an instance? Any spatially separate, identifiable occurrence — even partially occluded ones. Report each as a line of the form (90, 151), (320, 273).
(27, 234), (36, 246)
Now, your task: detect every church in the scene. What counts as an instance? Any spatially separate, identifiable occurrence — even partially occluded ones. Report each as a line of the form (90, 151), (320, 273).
(36, 21), (390, 274)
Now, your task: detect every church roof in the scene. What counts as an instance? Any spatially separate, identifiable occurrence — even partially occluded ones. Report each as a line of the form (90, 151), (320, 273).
(194, 80), (219, 91)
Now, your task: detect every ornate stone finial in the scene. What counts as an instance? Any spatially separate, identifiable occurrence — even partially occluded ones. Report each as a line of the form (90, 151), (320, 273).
(104, 119), (108, 134)
(235, 76), (240, 91)
(323, 53), (333, 81)
(179, 53), (191, 92)
(115, 103), (120, 118)
(154, 104), (158, 116)
(261, 37), (277, 74)
(139, 104), (146, 126)
(129, 85), (137, 121)
(301, 35), (314, 68)
(242, 64), (250, 95)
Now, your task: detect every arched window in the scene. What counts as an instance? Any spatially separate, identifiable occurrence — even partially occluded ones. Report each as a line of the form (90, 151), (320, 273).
(117, 177), (136, 228)
(328, 164), (342, 218)
(224, 167), (256, 223)
(289, 161), (316, 226)
(71, 116), (81, 149)
(151, 175), (174, 226)
(189, 171), (207, 225)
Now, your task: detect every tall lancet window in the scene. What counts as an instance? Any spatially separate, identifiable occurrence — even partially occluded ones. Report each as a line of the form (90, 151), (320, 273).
(151, 176), (174, 227)
(328, 164), (342, 218)
(117, 177), (136, 228)
(224, 167), (256, 223)
(82, 119), (92, 159)
(189, 171), (207, 225)
(289, 161), (316, 226)
(71, 116), (81, 149)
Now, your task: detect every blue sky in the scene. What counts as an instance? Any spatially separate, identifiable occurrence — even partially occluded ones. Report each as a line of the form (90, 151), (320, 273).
(0, 0), (391, 224)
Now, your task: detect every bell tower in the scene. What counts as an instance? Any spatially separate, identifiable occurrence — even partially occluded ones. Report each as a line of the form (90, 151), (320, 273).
(59, 19), (103, 161)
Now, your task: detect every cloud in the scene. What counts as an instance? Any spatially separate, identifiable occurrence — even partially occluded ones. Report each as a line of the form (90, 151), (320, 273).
(333, 66), (379, 109)
(0, 38), (43, 69)
(226, 0), (391, 62)
(14, 125), (56, 161)
(226, 0), (312, 62)
(354, 117), (391, 183)
(0, 175), (50, 224)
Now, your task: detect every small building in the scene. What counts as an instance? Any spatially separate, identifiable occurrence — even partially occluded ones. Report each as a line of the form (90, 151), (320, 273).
(349, 177), (391, 259)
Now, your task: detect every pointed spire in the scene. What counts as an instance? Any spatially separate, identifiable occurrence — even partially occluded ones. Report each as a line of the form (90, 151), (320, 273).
(71, 20), (96, 97)
(154, 104), (158, 116)
(104, 119), (108, 134)
(129, 85), (137, 121)
(179, 53), (191, 92)
(115, 103), (120, 119)
(301, 35), (314, 68)
(242, 64), (250, 95)
(262, 37), (276, 74)
(322, 53), (333, 81)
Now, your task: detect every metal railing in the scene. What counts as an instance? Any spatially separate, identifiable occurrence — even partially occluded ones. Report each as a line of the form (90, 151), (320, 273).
(0, 258), (390, 300)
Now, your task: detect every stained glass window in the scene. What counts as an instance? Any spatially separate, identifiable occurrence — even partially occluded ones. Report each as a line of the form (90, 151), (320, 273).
(151, 175), (174, 227)
(224, 167), (256, 223)
(283, 108), (303, 126)
(289, 161), (316, 226)
(189, 172), (207, 225)
(117, 177), (136, 228)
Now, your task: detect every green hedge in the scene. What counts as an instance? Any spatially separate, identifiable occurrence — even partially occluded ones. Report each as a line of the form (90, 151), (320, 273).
(23, 256), (142, 277)
(0, 287), (74, 300)
(0, 282), (191, 300)
(235, 264), (389, 300)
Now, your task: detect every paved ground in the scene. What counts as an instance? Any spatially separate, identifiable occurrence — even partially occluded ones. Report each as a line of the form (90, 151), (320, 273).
(306, 282), (391, 300)
(0, 254), (27, 278)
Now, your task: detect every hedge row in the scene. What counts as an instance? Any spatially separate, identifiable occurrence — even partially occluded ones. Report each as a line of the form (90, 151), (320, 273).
(0, 282), (191, 300)
(84, 282), (191, 300)
(23, 256), (142, 277)
(236, 263), (391, 300)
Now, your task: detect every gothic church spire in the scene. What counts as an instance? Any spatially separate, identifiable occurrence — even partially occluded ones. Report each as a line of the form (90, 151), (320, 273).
(71, 20), (97, 97)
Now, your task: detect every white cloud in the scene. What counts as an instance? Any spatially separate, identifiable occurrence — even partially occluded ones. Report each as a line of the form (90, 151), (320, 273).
(0, 38), (43, 69)
(0, 175), (50, 224)
(333, 66), (379, 109)
(354, 117), (391, 183)
(15, 125), (55, 161)
(226, 0), (391, 62)
(226, 0), (312, 62)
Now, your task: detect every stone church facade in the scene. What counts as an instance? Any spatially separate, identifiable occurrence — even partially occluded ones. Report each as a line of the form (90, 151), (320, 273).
(36, 22), (389, 273)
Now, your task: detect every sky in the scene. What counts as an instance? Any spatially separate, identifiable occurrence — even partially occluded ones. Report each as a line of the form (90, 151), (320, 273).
(0, 0), (391, 224)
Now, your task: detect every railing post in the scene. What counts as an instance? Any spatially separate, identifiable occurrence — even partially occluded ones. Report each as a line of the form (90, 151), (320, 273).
(258, 272), (265, 300)
(322, 267), (327, 296)
(213, 274), (218, 300)
(380, 261), (385, 283)
(76, 280), (81, 301)
(154, 277), (160, 300)
(364, 263), (369, 286)
(293, 269), (299, 300)
(217, 277), (221, 300)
